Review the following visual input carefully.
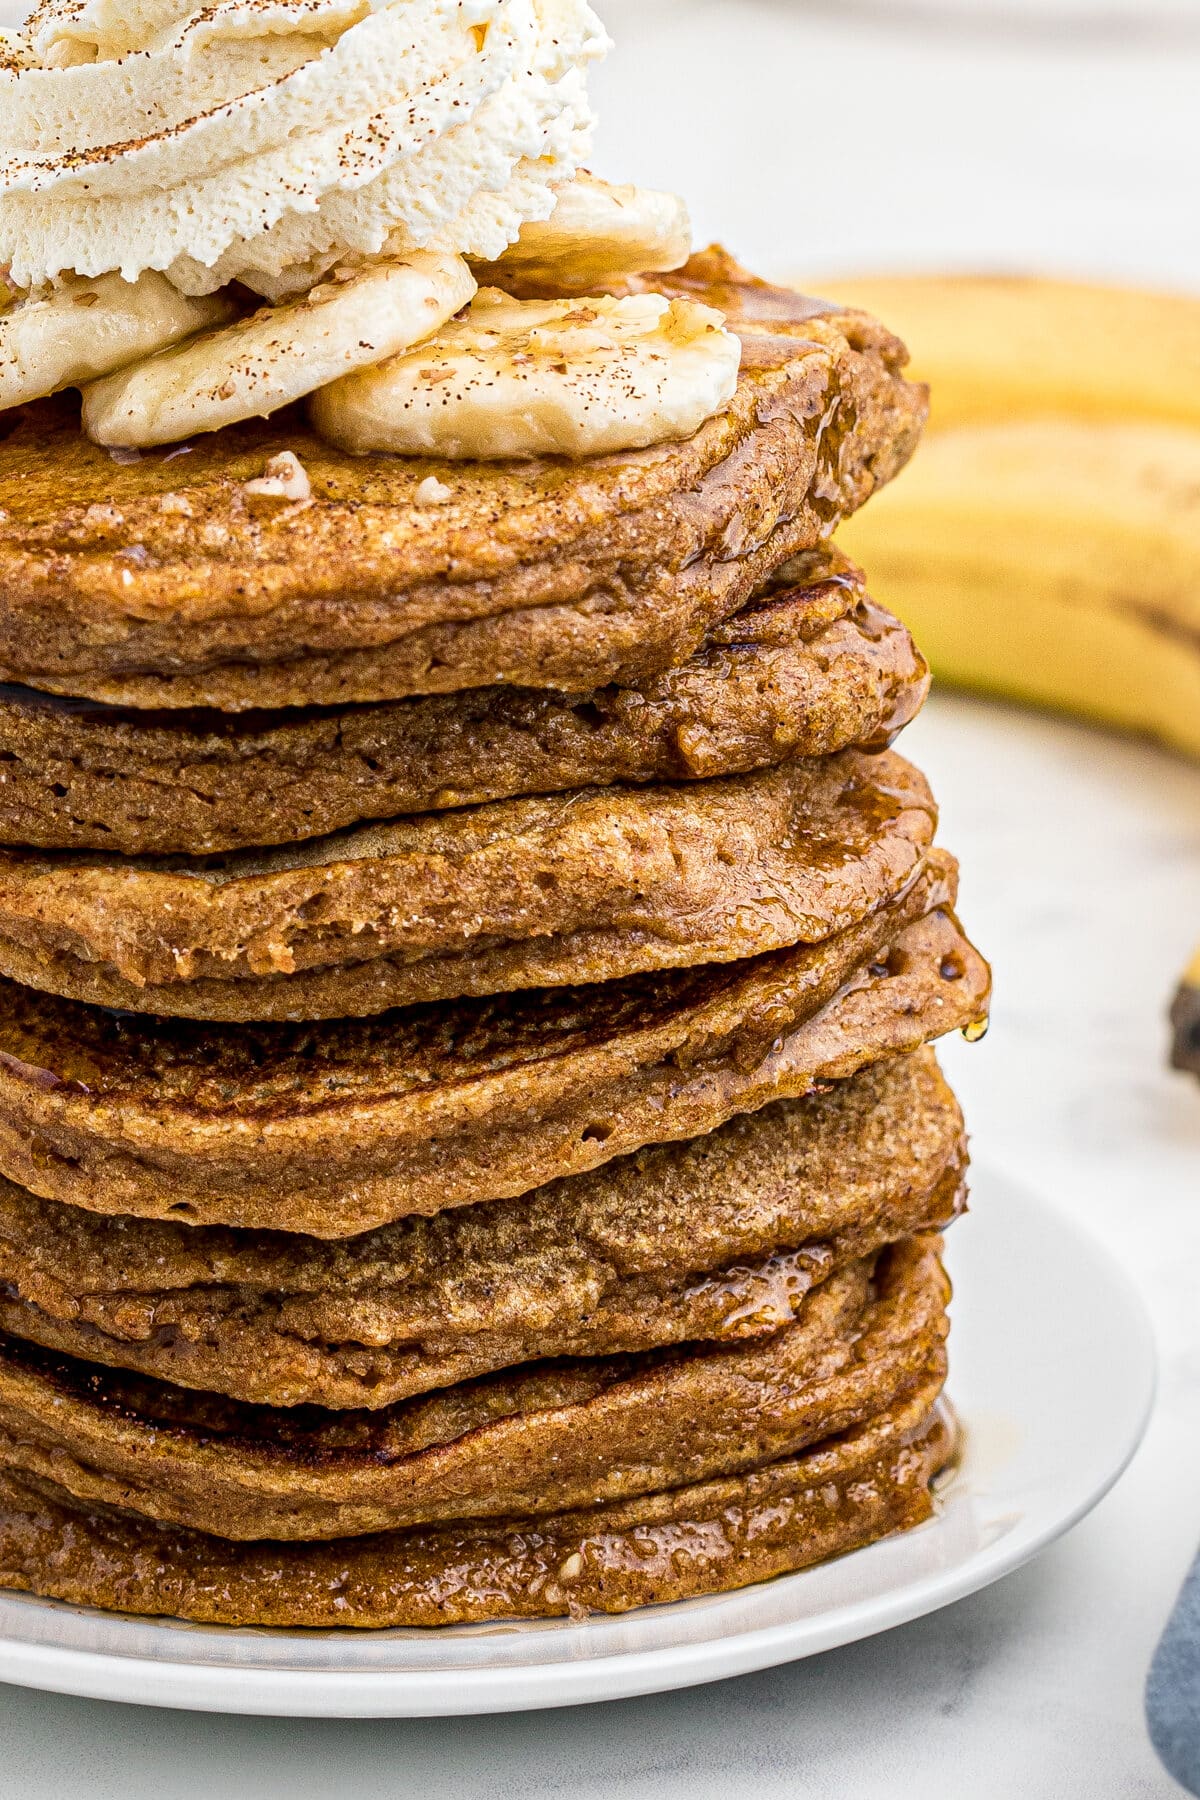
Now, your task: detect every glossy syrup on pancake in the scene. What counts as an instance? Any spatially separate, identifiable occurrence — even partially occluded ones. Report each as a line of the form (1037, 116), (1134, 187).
(0, 1387), (955, 1627)
(0, 870), (988, 1234)
(0, 549), (928, 855)
(0, 1239), (949, 1541)
(0, 261), (927, 710)
(0, 1050), (965, 1407)
(0, 747), (938, 1019)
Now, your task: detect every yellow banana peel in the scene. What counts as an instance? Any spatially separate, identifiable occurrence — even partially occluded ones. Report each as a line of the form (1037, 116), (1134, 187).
(838, 417), (1200, 760)
(821, 274), (1200, 1065)
(813, 274), (1200, 431)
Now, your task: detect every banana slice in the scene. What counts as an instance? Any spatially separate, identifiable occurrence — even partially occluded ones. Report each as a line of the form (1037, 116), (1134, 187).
(310, 289), (741, 461)
(82, 253), (476, 449)
(0, 272), (231, 412)
(472, 174), (692, 294)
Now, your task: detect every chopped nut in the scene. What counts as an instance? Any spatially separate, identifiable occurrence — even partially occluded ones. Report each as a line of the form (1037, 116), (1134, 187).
(244, 450), (311, 503)
(415, 476), (453, 505)
(158, 492), (193, 517)
(82, 503), (123, 529)
(74, 291), (100, 308)
(201, 522), (229, 548)
(557, 1553), (584, 1581)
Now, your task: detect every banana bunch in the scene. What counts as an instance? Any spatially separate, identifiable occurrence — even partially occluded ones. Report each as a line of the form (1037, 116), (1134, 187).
(823, 274), (1200, 1078)
(2, 176), (732, 460)
(825, 275), (1200, 761)
(812, 275), (1200, 432)
(837, 415), (1200, 760)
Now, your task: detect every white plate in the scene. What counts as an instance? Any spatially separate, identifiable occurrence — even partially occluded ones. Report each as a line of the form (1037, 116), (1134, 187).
(0, 1167), (1155, 1717)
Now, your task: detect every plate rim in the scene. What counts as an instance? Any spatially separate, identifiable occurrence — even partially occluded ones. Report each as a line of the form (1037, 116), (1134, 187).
(0, 1166), (1157, 1717)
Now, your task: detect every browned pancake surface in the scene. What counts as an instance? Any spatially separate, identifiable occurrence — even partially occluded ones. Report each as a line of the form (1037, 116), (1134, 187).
(0, 1239), (947, 1540)
(0, 1386), (954, 1626)
(0, 748), (936, 1020)
(0, 552), (927, 856)
(0, 869), (988, 1233)
(0, 1050), (964, 1407)
(0, 257), (926, 710)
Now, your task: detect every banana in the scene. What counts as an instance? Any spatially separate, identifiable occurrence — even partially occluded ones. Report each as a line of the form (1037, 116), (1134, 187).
(0, 271), (231, 412)
(82, 253), (476, 448)
(837, 417), (1200, 760)
(309, 288), (740, 460)
(1171, 943), (1200, 1078)
(805, 274), (1200, 432)
(471, 173), (692, 295)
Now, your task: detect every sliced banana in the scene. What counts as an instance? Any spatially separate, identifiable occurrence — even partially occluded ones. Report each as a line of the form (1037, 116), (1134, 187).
(0, 272), (231, 413)
(310, 289), (741, 461)
(472, 174), (692, 294)
(82, 253), (477, 449)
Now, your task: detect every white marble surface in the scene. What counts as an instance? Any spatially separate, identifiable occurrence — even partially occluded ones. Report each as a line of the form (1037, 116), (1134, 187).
(1, 3), (1199, 1793)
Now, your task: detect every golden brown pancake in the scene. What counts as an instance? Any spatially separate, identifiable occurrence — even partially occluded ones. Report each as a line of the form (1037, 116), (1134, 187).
(0, 1050), (964, 1408)
(0, 1238), (947, 1540)
(0, 245), (964, 1639)
(0, 259), (926, 711)
(0, 870), (988, 1234)
(0, 550), (927, 856)
(0, 748), (936, 1021)
(0, 1385), (954, 1626)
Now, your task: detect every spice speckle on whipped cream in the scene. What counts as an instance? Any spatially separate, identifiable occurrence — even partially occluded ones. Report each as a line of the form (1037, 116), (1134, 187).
(0, 0), (610, 297)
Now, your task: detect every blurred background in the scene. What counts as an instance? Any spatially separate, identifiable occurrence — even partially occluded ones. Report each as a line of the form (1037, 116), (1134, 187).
(590, 0), (1200, 288)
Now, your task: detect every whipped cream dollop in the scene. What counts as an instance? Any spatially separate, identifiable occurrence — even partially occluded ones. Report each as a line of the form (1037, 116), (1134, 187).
(0, 0), (609, 296)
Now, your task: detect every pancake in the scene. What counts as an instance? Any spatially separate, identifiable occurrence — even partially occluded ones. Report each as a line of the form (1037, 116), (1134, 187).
(0, 259), (927, 711)
(0, 867), (989, 1234)
(0, 748), (937, 1022)
(0, 1237), (947, 1541)
(0, 1049), (965, 1408)
(0, 550), (928, 857)
(0, 1384), (954, 1627)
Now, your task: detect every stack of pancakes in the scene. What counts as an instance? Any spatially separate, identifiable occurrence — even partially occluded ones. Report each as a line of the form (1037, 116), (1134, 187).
(0, 256), (988, 1627)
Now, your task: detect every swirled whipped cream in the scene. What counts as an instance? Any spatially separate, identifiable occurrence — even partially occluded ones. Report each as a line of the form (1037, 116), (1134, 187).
(0, 0), (610, 297)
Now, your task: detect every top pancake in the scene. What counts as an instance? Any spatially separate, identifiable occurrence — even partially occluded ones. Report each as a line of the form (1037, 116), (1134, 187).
(0, 255), (926, 710)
